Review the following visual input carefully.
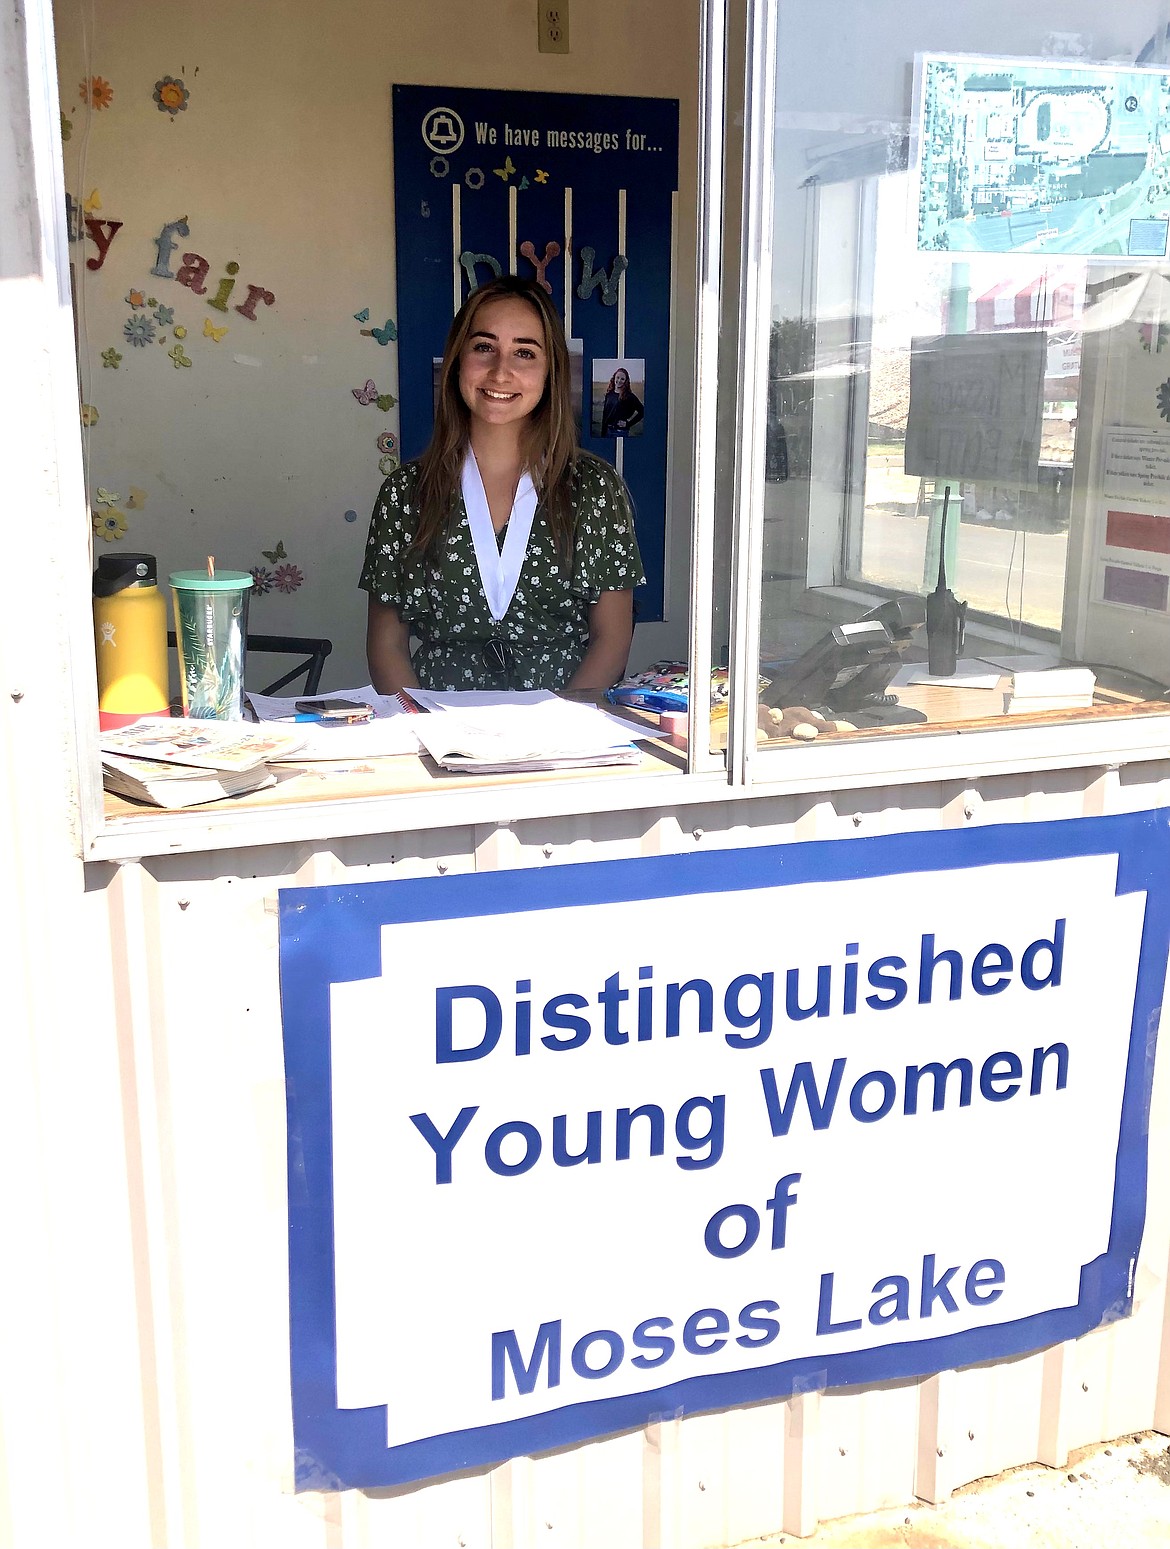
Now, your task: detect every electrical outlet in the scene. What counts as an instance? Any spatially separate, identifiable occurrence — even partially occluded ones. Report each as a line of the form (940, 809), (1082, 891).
(538, 0), (569, 53)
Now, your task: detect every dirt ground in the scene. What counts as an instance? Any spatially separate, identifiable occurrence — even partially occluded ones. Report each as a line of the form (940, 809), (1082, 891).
(750, 1432), (1170, 1548)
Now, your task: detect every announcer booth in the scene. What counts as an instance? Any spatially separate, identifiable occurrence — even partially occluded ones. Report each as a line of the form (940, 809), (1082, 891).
(6, 0), (1170, 1545)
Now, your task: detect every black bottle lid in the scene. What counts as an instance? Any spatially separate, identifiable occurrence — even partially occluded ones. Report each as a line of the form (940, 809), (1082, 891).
(93, 552), (158, 597)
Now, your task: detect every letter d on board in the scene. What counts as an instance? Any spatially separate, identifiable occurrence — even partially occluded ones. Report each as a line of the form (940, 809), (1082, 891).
(436, 985), (502, 1063)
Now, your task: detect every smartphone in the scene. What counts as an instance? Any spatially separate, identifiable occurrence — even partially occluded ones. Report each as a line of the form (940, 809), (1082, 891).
(295, 698), (366, 714)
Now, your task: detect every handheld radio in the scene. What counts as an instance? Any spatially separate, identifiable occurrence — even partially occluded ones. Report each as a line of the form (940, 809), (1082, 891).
(926, 486), (967, 677)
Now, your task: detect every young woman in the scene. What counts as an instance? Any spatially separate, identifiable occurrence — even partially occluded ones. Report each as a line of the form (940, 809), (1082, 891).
(600, 366), (645, 437)
(361, 276), (644, 692)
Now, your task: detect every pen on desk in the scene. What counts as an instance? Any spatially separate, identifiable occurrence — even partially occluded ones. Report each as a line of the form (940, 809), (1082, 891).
(275, 712), (327, 723)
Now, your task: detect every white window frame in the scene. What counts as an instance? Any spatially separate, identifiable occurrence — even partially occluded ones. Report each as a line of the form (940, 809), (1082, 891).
(12, 0), (1170, 863)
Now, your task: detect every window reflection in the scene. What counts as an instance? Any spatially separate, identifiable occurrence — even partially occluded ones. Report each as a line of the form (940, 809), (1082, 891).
(759, 17), (1170, 747)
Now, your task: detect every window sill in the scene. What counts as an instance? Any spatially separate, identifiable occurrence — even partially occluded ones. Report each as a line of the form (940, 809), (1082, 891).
(83, 701), (1170, 863)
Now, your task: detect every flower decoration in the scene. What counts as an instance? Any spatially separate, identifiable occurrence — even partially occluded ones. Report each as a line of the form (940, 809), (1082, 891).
(80, 76), (114, 111)
(250, 566), (274, 596)
(377, 431), (398, 455)
(429, 155), (450, 179)
(80, 404), (99, 427)
(376, 393), (396, 412)
(272, 562), (304, 594)
(125, 289), (145, 309)
(173, 325), (187, 339)
(378, 454), (399, 476)
(61, 113), (73, 142)
(153, 76), (190, 115)
(92, 507), (127, 542)
(101, 347), (122, 369)
(123, 314), (156, 348)
(153, 304), (174, 326)
(1158, 379), (1170, 423)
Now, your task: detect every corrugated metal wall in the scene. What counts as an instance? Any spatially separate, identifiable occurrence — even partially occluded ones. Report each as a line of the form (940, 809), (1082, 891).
(71, 764), (1170, 1547)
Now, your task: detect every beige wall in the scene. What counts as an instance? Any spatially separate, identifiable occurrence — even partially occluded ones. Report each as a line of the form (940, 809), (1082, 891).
(54, 0), (699, 686)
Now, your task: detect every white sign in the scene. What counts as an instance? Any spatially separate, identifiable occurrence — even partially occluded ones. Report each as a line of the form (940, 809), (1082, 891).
(905, 332), (1046, 485)
(1103, 428), (1170, 499)
(281, 815), (1167, 1488)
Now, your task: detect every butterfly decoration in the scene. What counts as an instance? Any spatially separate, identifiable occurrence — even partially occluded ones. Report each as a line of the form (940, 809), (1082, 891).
(493, 156), (516, 183)
(125, 289), (145, 308)
(262, 541), (287, 564)
(95, 487), (120, 506)
(126, 486), (147, 509)
(376, 393), (396, 412)
(362, 318), (397, 346)
(168, 343), (192, 369)
(534, 169), (549, 184)
(83, 189), (102, 212)
(354, 307), (370, 323)
(352, 379), (380, 405)
(203, 318), (228, 342)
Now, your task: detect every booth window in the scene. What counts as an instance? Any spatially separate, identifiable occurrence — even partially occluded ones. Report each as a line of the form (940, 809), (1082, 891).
(747, 7), (1170, 752)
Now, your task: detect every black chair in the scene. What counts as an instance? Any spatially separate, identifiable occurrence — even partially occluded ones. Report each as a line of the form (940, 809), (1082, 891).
(167, 632), (332, 695)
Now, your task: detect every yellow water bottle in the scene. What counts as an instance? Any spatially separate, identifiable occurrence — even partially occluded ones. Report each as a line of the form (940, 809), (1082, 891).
(93, 552), (170, 728)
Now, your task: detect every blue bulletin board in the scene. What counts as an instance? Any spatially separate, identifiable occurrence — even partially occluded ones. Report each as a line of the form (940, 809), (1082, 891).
(392, 85), (680, 621)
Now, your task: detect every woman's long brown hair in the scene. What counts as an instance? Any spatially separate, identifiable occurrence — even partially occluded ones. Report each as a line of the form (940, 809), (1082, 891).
(411, 276), (578, 559)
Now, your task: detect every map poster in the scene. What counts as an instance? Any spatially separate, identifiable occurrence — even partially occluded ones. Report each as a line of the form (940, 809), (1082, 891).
(915, 54), (1170, 261)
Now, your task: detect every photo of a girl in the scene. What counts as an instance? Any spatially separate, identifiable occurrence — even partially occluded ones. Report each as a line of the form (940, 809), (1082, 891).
(592, 359), (646, 438)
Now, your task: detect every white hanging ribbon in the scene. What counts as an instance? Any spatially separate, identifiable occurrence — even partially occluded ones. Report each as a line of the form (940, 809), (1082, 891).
(461, 449), (539, 624)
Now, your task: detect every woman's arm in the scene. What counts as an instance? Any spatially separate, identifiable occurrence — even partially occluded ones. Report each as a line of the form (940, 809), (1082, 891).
(622, 394), (645, 430)
(366, 596), (420, 692)
(565, 588), (634, 691)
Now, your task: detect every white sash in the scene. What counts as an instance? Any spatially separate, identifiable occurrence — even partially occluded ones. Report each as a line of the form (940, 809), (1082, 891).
(461, 450), (539, 624)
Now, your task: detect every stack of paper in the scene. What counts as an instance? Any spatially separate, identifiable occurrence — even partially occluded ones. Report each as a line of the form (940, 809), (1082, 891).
(1004, 668), (1097, 715)
(101, 753), (276, 809)
(246, 686), (422, 759)
(100, 718), (309, 807)
(405, 691), (650, 773)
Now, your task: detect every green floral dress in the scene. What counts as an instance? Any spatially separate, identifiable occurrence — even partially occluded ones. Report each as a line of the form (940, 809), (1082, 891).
(359, 452), (645, 690)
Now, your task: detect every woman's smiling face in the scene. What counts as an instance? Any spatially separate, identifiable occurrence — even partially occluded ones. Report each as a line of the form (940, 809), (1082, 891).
(614, 369), (630, 392)
(458, 295), (549, 428)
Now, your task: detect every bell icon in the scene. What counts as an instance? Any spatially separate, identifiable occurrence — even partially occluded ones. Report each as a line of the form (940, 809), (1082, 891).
(422, 106), (464, 154)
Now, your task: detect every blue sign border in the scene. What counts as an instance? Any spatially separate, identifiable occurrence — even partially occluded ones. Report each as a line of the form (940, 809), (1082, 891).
(280, 811), (1169, 1489)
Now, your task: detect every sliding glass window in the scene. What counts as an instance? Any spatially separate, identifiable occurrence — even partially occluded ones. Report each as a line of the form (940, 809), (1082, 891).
(754, 2), (1170, 748)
